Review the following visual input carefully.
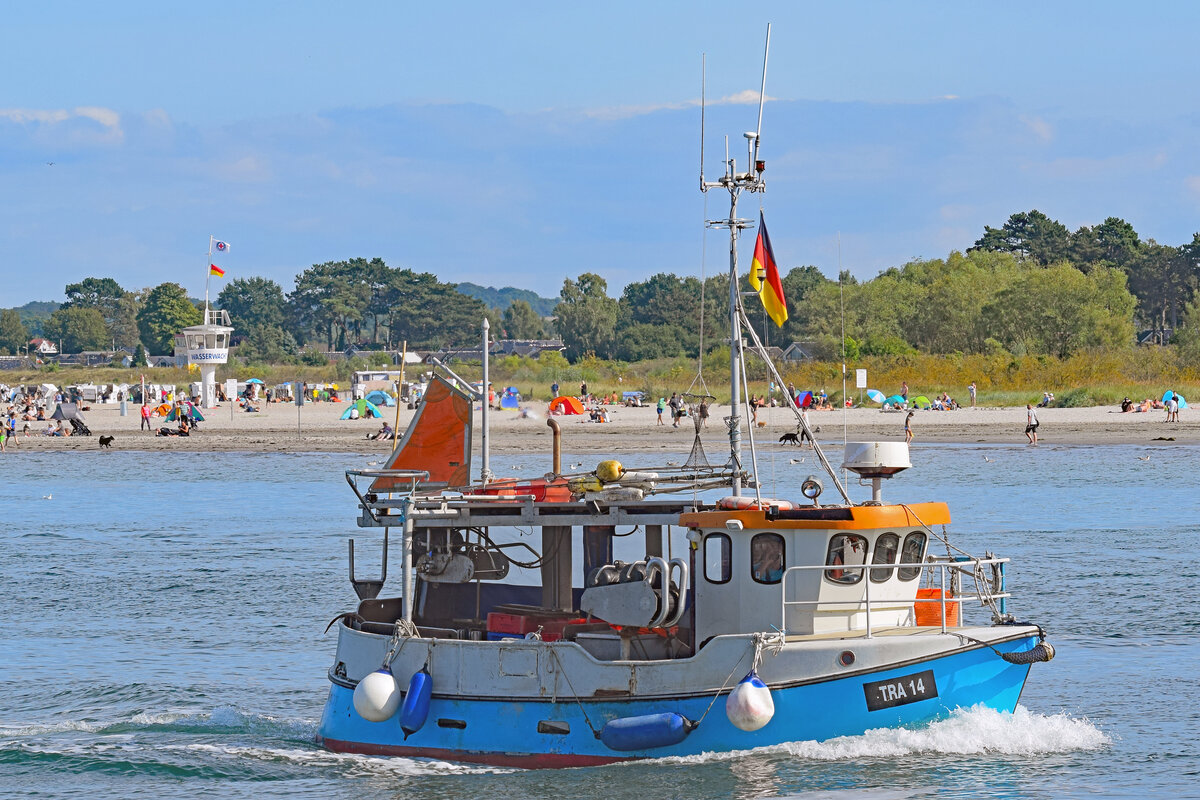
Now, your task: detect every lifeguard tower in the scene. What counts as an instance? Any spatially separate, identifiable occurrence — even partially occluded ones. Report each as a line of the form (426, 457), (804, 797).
(174, 309), (233, 408)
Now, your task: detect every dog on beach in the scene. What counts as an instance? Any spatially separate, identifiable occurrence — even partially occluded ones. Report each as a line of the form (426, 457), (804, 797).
(99, 435), (115, 448)
(778, 432), (801, 445)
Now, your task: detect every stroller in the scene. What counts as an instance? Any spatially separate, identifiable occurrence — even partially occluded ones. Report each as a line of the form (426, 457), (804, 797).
(69, 418), (92, 436)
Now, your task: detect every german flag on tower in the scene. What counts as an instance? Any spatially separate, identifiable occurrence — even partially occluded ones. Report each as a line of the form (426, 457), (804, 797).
(749, 212), (787, 327)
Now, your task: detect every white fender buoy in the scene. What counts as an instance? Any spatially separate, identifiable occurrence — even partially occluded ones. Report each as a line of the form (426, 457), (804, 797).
(353, 667), (401, 722)
(725, 670), (775, 732)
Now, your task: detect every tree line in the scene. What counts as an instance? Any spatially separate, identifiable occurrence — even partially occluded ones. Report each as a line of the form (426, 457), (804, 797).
(3, 209), (1198, 363)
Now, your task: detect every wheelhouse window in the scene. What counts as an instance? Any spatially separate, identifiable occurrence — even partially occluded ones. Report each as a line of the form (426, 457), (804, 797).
(870, 532), (900, 583)
(750, 532), (785, 584)
(898, 532), (928, 581)
(825, 533), (868, 585)
(704, 533), (732, 584)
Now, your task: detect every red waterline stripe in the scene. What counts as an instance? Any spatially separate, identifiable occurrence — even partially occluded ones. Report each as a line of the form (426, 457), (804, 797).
(318, 735), (631, 769)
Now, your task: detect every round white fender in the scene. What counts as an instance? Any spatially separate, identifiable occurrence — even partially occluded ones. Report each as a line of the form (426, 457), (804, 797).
(352, 667), (401, 722)
(725, 670), (775, 731)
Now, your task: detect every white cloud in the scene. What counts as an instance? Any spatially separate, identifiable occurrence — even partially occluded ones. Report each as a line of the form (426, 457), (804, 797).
(74, 106), (121, 129)
(1019, 114), (1054, 143)
(584, 90), (774, 120)
(0, 108), (71, 124)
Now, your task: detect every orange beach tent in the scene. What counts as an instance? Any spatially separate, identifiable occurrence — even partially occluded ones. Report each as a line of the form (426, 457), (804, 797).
(549, 396), (585, 415)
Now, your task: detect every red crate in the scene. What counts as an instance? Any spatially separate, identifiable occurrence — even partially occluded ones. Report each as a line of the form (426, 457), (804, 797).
(487, 612), (587, 642)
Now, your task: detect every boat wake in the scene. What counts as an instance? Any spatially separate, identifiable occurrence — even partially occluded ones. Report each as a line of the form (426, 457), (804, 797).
(665, 706), (1109, 765)
(0, 707), (510, 777)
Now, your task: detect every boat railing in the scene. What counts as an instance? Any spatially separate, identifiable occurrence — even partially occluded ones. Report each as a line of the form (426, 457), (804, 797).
(779, 556), (1010, 638)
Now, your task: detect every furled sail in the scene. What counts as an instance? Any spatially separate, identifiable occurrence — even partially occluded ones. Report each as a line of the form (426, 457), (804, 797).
(370, 374), (472, 491)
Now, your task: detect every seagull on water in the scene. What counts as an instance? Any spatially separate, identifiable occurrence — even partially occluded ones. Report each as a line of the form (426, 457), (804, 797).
(1137, 454), (1151, 461)
(789, 458), (805, 464)
(983, 456), (995, 463)
(42, 494), (52, 500)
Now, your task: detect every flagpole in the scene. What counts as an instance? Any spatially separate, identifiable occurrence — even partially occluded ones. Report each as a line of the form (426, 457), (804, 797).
(204, 235), (214, 321)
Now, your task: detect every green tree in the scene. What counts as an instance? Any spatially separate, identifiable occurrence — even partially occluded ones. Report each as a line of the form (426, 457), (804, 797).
(43, 306), (109, 352)
(981, 263), (1135, 357)
(62, 276), (140, 348)
(236, 324), (298, 364)
(0, 309), (29, 354)
(1070, 217), (1141, 270)
(137, 282), (202, 354)
(971, 210), (1071, 265)
(502, 299), (545, 339)
(554, 273), (618, 360)
(218, 276), (287, 332)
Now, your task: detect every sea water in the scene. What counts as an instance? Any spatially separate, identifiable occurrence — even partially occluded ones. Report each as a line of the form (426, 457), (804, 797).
(1, 443), (1196, 799)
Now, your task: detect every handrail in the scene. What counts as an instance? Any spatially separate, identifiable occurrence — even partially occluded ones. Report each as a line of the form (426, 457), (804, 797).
(663, 558), (690, 628)
(779, 557), (1010, 638)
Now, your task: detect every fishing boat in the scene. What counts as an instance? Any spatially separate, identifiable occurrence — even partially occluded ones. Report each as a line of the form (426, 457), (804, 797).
(315, 28), (1054, 767)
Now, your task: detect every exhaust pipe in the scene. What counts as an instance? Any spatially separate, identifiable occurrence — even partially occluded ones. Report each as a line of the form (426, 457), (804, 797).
(547, 418), (561, 474)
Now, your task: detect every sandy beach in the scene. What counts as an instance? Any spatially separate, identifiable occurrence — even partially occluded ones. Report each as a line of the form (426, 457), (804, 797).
(7, 399), (1195, 455)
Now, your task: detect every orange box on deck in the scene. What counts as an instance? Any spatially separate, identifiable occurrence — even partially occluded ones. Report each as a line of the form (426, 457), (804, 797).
(914, 588), (960, 626)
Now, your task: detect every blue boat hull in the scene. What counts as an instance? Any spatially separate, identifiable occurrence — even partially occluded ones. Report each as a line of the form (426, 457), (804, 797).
(317, 634), (1039, 767)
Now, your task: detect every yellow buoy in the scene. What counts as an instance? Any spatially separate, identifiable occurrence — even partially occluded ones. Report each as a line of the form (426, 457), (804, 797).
(596, 460), (624, 483)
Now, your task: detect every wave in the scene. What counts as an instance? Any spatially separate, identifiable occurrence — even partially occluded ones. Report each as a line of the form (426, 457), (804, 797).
(0, 706), (314, 742)
(661, 705), (1110, 765)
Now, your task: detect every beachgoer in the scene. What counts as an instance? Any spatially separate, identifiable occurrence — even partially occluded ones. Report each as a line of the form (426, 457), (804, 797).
(800, 408), (814, 447)
(904, 411), (914, 443)
(968, 382), (977, 407)
(1025, 404), (1038, 444)
(551, 381), (559, 398)
(656, 397), (665, 425)
(140, 402), (151, 431)
(901, 382), (909, 403)
(668, 393), (681, 428)
(580, 381), (588, 399)
(699, 399), (709, 429)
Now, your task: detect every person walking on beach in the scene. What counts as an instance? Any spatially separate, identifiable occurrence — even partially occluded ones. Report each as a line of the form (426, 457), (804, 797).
(968, 382), (977, 407)
(140, 402), (152, 432)
(901, 381), (909, 403)
(699, 398), (709, 429)
(904, 410), (914, 443)
(656, 397), (665, 425)
(580, 380), (588, 399)
(800, 407), (814, 447)
(1025, 404), (1039, 445)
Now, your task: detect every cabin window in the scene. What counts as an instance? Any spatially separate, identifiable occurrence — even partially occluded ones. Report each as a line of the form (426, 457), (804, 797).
(704, 533), (732, 584)
(750, 532), (785, 584)
(898, 532), (928, 581)
(870, 533), (900, 583)
(825, 533), (868, 585)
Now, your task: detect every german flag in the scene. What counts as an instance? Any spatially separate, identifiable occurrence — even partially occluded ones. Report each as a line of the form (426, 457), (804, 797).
(749, 212), (787, 327)
(209, 264), (225, 277)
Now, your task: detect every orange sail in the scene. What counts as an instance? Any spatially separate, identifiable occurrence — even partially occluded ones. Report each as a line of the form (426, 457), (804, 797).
(370, 375), (472, 491)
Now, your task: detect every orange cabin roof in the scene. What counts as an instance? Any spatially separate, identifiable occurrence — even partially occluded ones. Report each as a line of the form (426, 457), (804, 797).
(678, 502), (950, 531)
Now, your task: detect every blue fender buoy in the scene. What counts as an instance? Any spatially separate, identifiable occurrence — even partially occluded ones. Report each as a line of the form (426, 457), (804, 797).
(599, 712), (694, 751)
(399, 669), (432, 739)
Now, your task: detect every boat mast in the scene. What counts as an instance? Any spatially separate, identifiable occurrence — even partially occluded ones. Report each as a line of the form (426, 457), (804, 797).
(701, 24), (770, 497)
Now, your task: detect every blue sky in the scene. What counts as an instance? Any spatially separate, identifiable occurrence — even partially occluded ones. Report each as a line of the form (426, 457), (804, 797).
(4, 2), (1200, 306)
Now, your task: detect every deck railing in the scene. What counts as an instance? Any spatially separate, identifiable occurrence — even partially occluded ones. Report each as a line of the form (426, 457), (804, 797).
(779, 556), (1010, 638)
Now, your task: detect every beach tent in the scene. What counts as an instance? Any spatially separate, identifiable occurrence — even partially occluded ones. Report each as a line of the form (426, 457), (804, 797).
(866, 389), (886, 404)
(499, 387), (521, 409)
(50, 403), (85, 422)
(882, 395), (906, 409)
(365, 390), (396, 407)
(1163, 390), (1189, 409)
(340, 399), (383, 420)
(167, 404), (205, 422)
(910, 395), (931, 409)
(549, 396), (585, 415)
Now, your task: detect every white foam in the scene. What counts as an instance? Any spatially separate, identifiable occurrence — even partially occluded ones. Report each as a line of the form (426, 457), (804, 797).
(661, 705), (1110, 766)
(0, 719), (103, 737)
(172, 742), (512, 775)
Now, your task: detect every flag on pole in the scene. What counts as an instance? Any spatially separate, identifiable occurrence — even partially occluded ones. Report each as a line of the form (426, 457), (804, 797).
(213, 239), (230, 253)
(209, 264), (225, 277)
(749, 212), (788, 327)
